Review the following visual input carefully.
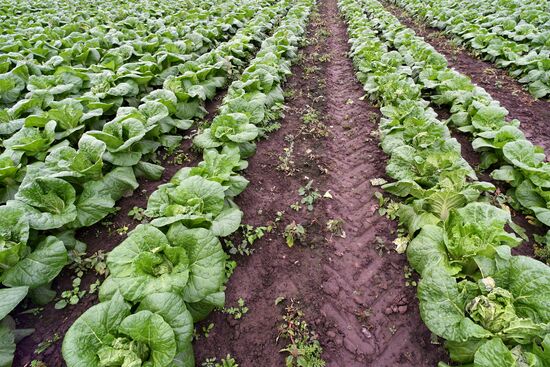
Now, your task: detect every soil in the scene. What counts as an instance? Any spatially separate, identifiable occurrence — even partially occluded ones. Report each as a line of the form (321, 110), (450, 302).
(382, 2), (550, 152)
(15, 0), (548, 366)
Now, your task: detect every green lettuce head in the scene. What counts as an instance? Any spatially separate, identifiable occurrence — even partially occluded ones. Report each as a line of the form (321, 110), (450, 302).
(62, 291), (194, 367)
(145, 175), (242, 236)
(99, 224), (225, 304)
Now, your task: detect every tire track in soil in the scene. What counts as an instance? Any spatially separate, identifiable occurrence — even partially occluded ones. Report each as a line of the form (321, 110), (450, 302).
(382, 2), (550, 152)
(193, 0), (446, 365)
(318, 0), (445, 365)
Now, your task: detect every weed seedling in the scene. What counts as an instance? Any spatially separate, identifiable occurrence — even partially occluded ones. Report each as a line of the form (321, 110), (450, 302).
(284, 222), (306, 248)
(223, 298), (249, 320)
(326, 218), (346, 238)
(128, 206), (146, 222)
(277, 135), (297, 176)
(116, 225), (129, 235)
(202, 355), (238, 367)
(194, 323), (215, 340)
(277, 299), (326, 367)
(403, 265), (417, 287)
(224, 223), (273, 256)
(35, 333), (61, 354)
(298, 180), (321, 211)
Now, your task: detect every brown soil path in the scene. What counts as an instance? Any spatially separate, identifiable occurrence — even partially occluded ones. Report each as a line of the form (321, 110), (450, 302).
(383, 2), (550, 152)
(193, 0), (446, 365)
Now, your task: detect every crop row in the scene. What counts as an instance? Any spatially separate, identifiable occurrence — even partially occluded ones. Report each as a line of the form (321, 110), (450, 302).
(361, 0), (550, 251)
(59, 0), (314, 366)
(0, 0), (296, 364)
(389, 0), (550, 98)
(340, 0), (550, 365)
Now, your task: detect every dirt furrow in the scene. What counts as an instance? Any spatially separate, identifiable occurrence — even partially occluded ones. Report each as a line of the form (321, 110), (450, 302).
(317, 0), (445, 364)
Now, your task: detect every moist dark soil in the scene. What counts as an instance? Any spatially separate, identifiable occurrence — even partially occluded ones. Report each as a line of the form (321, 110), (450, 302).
(383, 2), (550, 152)
(193, 0), (446, 365)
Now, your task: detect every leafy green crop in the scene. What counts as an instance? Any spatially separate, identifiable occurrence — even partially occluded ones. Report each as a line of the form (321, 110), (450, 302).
(390, 0), (550, 98)
(62, 0), (315, 366)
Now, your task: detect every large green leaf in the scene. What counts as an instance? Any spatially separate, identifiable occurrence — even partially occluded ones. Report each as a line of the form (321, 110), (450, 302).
(99, 225), (189, 302)
(166, 225), (225, 303)
(418, 265), (492, 342)
(0, 287), (28, 320)
(2, 236), (67, 289)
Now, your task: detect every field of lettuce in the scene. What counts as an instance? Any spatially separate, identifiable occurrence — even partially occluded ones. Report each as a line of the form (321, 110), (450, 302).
(1, 0), (549, 366)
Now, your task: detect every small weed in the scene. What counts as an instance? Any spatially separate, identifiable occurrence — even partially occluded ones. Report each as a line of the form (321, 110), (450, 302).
(290, 202), (302, 211)
(277, 135), (297, 176)
(116, 225), (129, 235)
(28, 361), (47, 367)
(202, 355), (238, 367)
(355, 307), (372, 323)
(303, 65), (320, 76)
(165, 149), (190, 165)
(403, 265), (417, 287)
(55, 278), (86, 309)
(374, 192), (400, 219)
(368, 112), (378, 124)
(317, 29), (331, 38)
(302, 106), (321, 125)
(20, 307), (43, 316)
(224, 223), (273, 256)
(128, 206), (146, 221)
(318, 53), (331, 63)
(69, 250), (108, 277)
(194, 323), (215, 340)
(375, 236), (390, 256)
(35, 333), (61, 354)
(389, 325), (398, 335)
(284, 222), (306, 248)
(223, 298), (249, 320)
(534, 233), (550, 265)
(300, 106), (329, 138)
(283, 89), (296, 99)
(56, 251), (108, 309)
(225, 258), (237, 280)
(298, 180), (321, 211)
(326, 218), (346, 238)
(277, 299), (326, 367)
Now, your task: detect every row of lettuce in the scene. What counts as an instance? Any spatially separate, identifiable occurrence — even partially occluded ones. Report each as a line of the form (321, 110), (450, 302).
(0, 0), (298, 364)
(388, 0), (550, 98)
(340, 0), (550, 365)
(0, 0), (267, 187)
(58, 1), (315, 366)
(366, 0), (550, 255)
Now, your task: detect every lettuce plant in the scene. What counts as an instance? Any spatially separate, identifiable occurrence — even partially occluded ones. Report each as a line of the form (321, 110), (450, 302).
(99, 224), (225, 304)
(62, 292), (194, 367)
(145, 175), (242, 235)
(170, 145), (249, 198)
(8, 176), (77, 230)
(418, 250), (550, 366)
